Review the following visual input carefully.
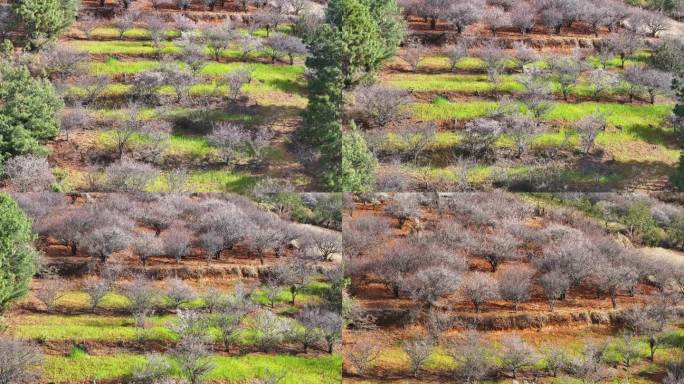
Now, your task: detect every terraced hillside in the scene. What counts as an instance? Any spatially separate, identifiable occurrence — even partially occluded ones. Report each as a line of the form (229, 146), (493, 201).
(1, 192), (343, 383)
(343, 192), (684, 383)
(346, 0), (684, 192)
(2, 0), (324, 193)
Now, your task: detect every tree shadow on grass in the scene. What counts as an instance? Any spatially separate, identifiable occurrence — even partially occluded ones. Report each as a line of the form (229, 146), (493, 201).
(625, 124), (678, 148)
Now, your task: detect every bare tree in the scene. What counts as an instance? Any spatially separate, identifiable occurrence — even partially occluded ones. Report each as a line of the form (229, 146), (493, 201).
(104, 158), (160, 192)
(173, 14), (196, 33)
(447, 0), (484, 34)
(565, 342), (610, 384)
(402, 40), (428, 71)
(252, 310), (289, 352)
(498, 265), (534, 311)
(631, 9), (669, 37)
(79, 75), (111, 106)
(518, 69), (554, 126)
(479, 40), (508, 86)
(482, 6), (510, 36)
(163, 226), (192, 263)
(0, 338), (43, 384)
(595, 262), (638, 309)
(462, 272), (498, 313)
(171, 333), (215, 384)
(499, 335), (538, 378)
(178, 34), (208, 75)
(40, 45), (87, 81)
(549, 55), (582, 101)
(204, 22), (235, 62)
(166, 278), (197, 309)
(83, 277), (112, 311)
(575, 110), (608, 154)
(587, 69), (619, 101)
(461, 118), (502, 161)
(224, 69), (252, 100)
(122, 276), (160, 327)
(510, 2), (535, 34)
(473, 232), (520, 272)
(298, 307), (342, 353)
(623, 65), (672, 104)
(352, 85), (412, 127)
(384, 194), (420, 227)
(265, 34), (306, 64)
(84, 226), (131, 262)
(393, 123), (438, 164)
(541, 343), (567, 377)
(605, 32), (642, 68)
(132, 233), (162, 266)
(409, 266), (461, 310)
(402, 334), (435, 377)
(540, 270), (570, 311)
(36, 273), (70, 312)
(444, 43), (468, 72)
(615, 332), (642, 367)
(446, 330), (494, 383)
(347, 341), (383, 376)
(60, 103), (89, 142)
(511, 41), (538, 71)
(3, 155), (55, 193)
(113, 12), (136, 39)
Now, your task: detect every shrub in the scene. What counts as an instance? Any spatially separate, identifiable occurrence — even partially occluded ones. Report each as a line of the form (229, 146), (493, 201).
(12, 0), (78, 49)
(0, 64), (62, 160)
(352, 85), (412, 128)
(0, 194), (39, 312)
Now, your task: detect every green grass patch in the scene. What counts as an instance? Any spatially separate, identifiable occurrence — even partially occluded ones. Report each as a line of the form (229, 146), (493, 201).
(66, 40), (182, 55)
(384, 73), (523, 93)
(94, 130), (220, 158)
(44, 353), (341, 383)
(13, 314), (176, 342)
(413, 99), (497, 121)
(145, 169), (259, 193)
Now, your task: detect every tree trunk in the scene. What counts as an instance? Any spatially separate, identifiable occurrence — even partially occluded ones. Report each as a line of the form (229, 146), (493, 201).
(649, 336), (656, 361)
(71, 242), (78, 255)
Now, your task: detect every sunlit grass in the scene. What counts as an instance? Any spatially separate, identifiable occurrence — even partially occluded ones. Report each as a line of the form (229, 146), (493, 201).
(95, 130), (220, 158)
(44, 353), (341, 383)
(384, 73), (523, 93)
(146, 170), (259, 193)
